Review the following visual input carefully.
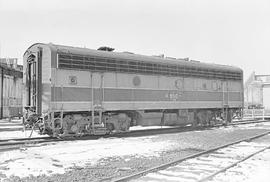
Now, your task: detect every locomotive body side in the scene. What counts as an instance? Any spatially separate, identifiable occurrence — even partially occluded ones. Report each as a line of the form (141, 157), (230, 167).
(23, 43), (244, 136)
(51, 70), (243, 111)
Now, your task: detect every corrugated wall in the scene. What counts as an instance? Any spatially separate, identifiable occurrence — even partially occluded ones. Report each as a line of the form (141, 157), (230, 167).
(0, 66), (23, 118)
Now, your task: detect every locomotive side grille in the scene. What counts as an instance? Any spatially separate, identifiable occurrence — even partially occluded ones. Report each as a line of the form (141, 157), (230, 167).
(57, 53), (242, 80)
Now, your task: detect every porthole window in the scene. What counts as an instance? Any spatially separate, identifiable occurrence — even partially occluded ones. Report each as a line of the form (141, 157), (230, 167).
(175, 79), (184, 90)
(133, 76), (141, 86)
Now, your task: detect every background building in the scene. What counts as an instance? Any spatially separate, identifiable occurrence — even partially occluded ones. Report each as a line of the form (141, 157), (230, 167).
(0, 58), (23, 119)
(245, 72), (270, 109)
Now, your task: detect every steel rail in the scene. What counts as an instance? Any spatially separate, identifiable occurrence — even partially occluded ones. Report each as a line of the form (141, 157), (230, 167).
(111, 131), (270, 182)
(0, 119), (268, 152)
(1, 118), (267, 142)
(0, 137), (63, 153)
(0, 140), (57, 153)
(0, 136), (55, 143)
(198, 145), (270, 182)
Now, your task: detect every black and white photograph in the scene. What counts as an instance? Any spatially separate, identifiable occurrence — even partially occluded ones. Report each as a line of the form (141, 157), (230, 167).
(0, 0), (270, 181)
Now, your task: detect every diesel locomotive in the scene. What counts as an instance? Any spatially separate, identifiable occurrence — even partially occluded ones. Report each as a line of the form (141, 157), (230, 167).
(23, 43), (243, 136)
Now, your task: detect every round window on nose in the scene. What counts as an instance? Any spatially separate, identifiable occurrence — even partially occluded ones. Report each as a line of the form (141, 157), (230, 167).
(133, 76), (141, 86)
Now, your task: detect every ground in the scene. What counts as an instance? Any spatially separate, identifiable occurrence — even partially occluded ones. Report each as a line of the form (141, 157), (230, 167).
(0, 120), (270, 182)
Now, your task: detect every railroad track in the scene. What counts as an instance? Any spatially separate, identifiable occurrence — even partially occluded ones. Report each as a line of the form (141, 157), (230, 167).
(0, 119), (269, 153)
(1, 118), (268, 141)
(112, 131), (270, 182)
(0, 137), (62, 152)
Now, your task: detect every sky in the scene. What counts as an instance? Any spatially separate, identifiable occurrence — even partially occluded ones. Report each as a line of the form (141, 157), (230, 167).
(0, 0), (270, 81)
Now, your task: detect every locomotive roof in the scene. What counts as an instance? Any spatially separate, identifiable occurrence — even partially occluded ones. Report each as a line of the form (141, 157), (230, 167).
(24, 43), (243, 73)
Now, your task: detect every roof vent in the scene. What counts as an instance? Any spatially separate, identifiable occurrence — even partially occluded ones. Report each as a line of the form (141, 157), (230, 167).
(123, 51), (134, 54)
(183, 57), (189, 61)
(166, 57), (176, 60)
(152, 54), (164, 58)
(190, 60), (200, 63)
(97, 46), (115, 52)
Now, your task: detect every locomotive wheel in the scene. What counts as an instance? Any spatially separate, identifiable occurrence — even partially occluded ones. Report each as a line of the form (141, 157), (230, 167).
(106, 123), (114, 132)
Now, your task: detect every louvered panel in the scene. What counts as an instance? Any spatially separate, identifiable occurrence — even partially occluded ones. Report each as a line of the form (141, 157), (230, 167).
(57, 53), (242, 81)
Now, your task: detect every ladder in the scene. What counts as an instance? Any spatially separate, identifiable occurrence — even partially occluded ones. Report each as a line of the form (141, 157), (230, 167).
(91, 73), (107, 135)
(222, 81), (229, 123)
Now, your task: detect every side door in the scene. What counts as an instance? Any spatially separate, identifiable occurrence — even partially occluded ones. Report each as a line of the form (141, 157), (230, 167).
(25, 48), (42, 115)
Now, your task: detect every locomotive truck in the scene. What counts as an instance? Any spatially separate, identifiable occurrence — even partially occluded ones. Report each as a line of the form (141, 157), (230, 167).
(23, 43), (243, 136)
